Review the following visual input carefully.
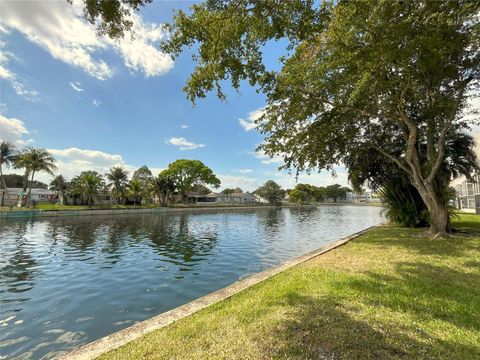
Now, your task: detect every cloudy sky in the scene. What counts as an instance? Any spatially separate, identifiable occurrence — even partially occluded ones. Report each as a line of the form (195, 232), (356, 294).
(0, 0), (351, 191)
(3, 1), (477, 191)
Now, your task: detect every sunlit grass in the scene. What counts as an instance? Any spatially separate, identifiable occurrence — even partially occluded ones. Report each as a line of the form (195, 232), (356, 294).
(99, 214), (480, 360)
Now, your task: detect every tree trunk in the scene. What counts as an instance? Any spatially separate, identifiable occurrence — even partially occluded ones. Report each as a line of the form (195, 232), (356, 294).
(413, 181), (450, 238)
(22, 170), (29, 192)
(0, 166), (7, 206)
(26, 170), (35, 207)
(429, 201), (450, 238)
(0, 166), (7, 191)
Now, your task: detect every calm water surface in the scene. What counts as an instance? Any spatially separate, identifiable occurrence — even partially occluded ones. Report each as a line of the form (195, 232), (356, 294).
(0, 206), (383, 359)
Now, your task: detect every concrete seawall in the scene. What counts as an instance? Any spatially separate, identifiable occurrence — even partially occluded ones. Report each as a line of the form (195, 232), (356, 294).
(56, 222), (386, 360)
(0, 204), (317, 220)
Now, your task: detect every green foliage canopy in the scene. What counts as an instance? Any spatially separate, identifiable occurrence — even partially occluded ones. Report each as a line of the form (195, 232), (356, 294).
(161, 0), (480, 236)
(254, 180), (285, 205)
(152, 171), (176, 206)
(163, 159), (221, 201)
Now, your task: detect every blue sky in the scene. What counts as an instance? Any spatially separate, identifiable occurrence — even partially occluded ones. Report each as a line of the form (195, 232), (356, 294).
(0, 0), (349, 191)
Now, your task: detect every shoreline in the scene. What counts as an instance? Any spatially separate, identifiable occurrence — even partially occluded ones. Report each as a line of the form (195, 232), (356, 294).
(56, 222), (385, 360)
(0, 203), (381, 220)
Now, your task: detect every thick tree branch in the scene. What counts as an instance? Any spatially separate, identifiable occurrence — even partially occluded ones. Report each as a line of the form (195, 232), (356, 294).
(372, 145), (412, 176)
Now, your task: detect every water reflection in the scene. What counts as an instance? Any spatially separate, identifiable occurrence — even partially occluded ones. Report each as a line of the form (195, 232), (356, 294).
(0, 206), (383, 359)
(0, 222), (37, 297)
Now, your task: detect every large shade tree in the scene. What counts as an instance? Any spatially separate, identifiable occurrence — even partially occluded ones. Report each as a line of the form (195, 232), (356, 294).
(76, 0), (480, 237)
(254, 180), (285, 205)
(162, 159), (221, 202)
(133, 165), (154, 203)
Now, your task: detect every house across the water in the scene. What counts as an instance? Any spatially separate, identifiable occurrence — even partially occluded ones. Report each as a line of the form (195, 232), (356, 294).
(188, 192), (259, 204)
(0, 187), (58, 206)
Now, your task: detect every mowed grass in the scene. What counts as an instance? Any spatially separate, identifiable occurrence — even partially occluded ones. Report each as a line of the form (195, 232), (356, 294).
(99, 214), (480, 360)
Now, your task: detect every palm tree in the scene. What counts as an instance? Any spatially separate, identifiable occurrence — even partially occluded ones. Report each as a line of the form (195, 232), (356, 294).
(1, 140), (17, 188)
(49, 175), (68, 205)
(0, 140), (16, 204)
(128, 178), (143, 207)
(78, 171), (104, 207)
(106, 166), (129, 205)
(15, 147), (56, 207)
(151, 172), (175, 206)
(222, 188), (235, 203)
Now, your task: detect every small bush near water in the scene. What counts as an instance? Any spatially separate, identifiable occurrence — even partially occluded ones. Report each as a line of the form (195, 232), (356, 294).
(379, 180), (429, 227)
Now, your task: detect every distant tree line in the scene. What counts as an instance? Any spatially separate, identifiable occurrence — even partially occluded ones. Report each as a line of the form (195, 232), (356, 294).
(2, 140), (355, 209)
(1, 141), (225, 208)
(2, 174), (48, 189)
(288, 184), (352, 204)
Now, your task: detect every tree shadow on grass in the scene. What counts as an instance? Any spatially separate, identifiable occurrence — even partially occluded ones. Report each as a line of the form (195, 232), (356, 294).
(346, 261), (480, 333)
(263, 292), (479, 360)
(357, 225), (480, 258)
(258, 260), (480, 359)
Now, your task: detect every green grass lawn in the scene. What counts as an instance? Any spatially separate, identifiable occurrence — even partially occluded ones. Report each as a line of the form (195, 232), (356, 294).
(100, 215), (479, 359)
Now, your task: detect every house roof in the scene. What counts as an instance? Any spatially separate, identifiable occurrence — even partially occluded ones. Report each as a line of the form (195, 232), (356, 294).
(189, 192), (258, 199)
(3, 187), (57, 195)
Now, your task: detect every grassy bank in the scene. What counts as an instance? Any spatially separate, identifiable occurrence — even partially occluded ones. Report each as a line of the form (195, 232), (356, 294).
(98, 215), (479, 359)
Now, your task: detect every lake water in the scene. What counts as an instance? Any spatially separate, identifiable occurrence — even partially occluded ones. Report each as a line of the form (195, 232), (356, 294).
(0, 206), (383, 359)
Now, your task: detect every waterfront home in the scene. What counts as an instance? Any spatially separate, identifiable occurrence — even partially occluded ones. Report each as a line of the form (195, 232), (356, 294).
(0, 187), (58, 206)
(345, 191), (382, 203)
(189, 192), (259, 204)
(66, 191), (112, 206)
(454, 174), (480, 213)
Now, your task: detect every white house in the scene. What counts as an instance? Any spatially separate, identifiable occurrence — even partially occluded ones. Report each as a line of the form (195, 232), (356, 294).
(454, 174), (480, 213)
(346, 191), (382, 203)
(0, 187), (57, 206)
(189, 192), (259, 204)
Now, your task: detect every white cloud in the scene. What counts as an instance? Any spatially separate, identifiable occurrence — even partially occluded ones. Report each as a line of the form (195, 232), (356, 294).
(1, 1), (113, 80)
(235, 169), (254, 174)
(31, 147), (132, 182)
(110, 10), (173, 77)
(8, 145), (167, 183)
(254, 149), (284, 164)
(10, 82), (39, 101)
(238, 107), (265, 131)
(167, 137), (206, 150)
(217, 175), (260, 192)
(93, 99), (101, 107)
(0, 41), (39, 101)
(181, 124), (189, 129)
(265, 168), (350, 190)
(0, 114), (34, 147)
(2, 115), (164, 183)
(465, 92), (480, 130)
(0, 0), (173, 80)
(69, 81), (83, 92)
(48, 147), (124, 166)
